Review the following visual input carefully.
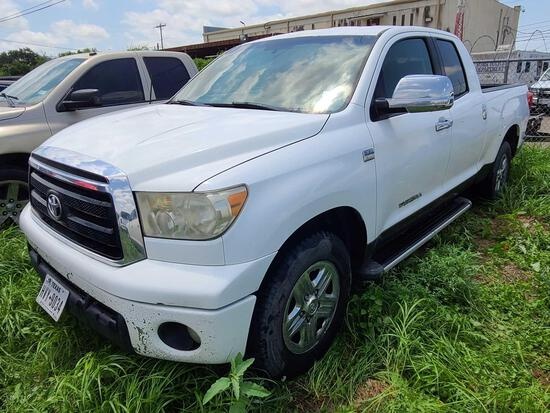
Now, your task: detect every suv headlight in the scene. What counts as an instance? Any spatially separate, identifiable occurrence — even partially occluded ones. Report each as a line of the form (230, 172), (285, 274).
(136, 186), (248, 240)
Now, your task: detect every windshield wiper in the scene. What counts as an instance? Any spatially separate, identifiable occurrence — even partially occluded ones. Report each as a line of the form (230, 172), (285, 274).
(0, 92), (18, 107)
(207, 101), (281, 111)
(170, 99), (211, 107)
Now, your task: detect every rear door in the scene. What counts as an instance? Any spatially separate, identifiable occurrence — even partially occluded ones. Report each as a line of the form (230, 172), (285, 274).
(435, 37), (487, 187)
(46, 56), (148, 134)
(367, 36), (453, 235)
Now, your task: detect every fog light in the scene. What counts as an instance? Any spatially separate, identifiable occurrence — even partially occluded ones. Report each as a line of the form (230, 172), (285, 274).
(158, 322), (200, 351)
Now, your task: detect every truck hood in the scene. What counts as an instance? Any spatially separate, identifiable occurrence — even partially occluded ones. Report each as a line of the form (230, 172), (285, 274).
(42, 104), (329, 191)
(0, 105), (26, 122)
(531, 80), (550, 90)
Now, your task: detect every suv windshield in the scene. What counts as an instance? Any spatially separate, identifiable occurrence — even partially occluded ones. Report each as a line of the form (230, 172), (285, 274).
(173, 35), (376, 114)
(0, 57), (85, 106)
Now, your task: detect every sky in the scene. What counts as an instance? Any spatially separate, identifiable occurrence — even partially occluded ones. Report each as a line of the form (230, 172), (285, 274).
(0, 0), (549, 56)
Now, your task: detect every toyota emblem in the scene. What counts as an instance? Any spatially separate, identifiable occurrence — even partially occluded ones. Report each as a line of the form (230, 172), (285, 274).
(47, 193), (63, 220)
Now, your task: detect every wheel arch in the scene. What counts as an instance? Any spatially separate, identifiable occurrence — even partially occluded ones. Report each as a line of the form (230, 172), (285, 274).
(503, 124), (520, 157)
(0, 153), (30, 170)
(260, 206), (368, 290)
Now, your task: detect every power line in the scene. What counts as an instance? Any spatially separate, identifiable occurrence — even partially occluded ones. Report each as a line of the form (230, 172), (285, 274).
(0, 0), (58, 21)
(0, 37), (74, 50)
(519, 19), (550, 29)
(0, 0), (66, 24)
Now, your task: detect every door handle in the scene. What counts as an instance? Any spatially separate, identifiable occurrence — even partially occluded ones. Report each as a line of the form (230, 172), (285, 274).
(435, 118), (453, 132)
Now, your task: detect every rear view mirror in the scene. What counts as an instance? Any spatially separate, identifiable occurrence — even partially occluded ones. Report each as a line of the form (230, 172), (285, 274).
(375, 75), (454, 115)
(58, 89), (101, 111)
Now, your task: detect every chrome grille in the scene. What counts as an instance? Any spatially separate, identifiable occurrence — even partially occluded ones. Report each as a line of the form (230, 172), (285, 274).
(29, 167), (123, 260)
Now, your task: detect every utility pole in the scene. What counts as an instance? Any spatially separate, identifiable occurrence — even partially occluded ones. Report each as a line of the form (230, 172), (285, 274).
(155, 23), (166, 50)
(454, 0), (465, 41)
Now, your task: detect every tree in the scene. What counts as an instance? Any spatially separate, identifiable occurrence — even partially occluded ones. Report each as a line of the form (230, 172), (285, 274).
(127, 44), (150, 51)
(58, 48), (97, 57)
(0, 48), (49, 76)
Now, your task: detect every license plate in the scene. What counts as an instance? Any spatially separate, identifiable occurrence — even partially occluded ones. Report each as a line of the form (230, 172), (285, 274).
(36, 274), (70, 322)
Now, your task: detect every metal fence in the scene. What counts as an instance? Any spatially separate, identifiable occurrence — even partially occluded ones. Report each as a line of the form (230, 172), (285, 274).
(474, 58), (550, 144)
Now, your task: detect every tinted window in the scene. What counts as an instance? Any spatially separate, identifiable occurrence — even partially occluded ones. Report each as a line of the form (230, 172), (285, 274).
(73, 58), (144, 106)
(144, 57), (190, 100)
(437, 39), (468, 96)
(525, 62), (531, 73)
(375, 38), (433, 98)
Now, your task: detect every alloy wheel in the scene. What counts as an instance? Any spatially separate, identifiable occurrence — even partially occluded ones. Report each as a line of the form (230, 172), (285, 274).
(0, 180), (29, 227)
(283, 260), (340, 354)
(495, 154), (509, 194)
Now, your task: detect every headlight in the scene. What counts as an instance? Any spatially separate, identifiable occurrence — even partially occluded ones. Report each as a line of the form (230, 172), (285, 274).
(136, 186), (248, 240)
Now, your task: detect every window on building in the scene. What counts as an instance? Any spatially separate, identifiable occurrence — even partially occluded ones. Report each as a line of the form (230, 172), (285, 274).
(525, 62), (531, 73)
(144, 57), (190, 100)
(366, 18), (380, 26)
(517, 62), (522, 73)
(436, 39), (468, 97)
(544, 62), (549, 72)
(401, 15), (406, 25)
(393, 16), (397, 25)
(312, 23), (315, 29)
(410, 13), (414, 25)
(73, 58), (144, 106)
(375, 38), (434, 99)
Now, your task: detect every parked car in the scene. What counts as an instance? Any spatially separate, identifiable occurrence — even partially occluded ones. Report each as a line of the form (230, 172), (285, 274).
(0, 76), (21, 92)
(21, 26), (529, 378)
(530, 67), (550, 112)
(527, 90), (543, 136)
(0, 51), (197, 227)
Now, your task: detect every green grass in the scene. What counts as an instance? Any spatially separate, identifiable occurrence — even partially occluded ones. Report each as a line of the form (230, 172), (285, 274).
(1, 145), (549, 412)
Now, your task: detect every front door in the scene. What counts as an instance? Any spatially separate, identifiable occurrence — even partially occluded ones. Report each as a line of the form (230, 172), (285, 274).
(45, 57), (148, 135)
(366, 37), (453, 236)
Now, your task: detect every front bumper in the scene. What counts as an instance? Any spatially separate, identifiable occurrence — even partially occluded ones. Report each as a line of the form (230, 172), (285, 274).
(20, 206), (273, 363)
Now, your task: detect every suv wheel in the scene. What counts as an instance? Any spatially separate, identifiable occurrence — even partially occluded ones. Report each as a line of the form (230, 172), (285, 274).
(478, 141), (512, 200)
(248, 231), (351, 378)
(0, 167), (29, 229)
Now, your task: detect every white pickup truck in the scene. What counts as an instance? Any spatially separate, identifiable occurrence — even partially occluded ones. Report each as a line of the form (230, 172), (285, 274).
(0, 51), (197, 227)
(21, 27), (529, 378)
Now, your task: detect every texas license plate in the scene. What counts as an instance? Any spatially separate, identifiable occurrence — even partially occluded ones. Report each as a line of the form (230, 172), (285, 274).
(36, 274), (69, 321)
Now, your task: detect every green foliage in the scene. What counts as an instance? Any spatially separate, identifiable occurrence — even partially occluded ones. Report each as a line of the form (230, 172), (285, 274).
(0, 146), (549, 412)
(58, 48), (97, 57)
(0, 48), (48, 76)
(202, 353), (270, 412)
(127, 45), (151, 51)
(193, 57), (214, 71)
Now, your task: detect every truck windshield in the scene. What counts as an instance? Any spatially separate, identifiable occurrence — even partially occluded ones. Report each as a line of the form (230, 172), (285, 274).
(0, 57), (85, 106)
(173, 35), (376, 114)
(540, 69), (550, 81)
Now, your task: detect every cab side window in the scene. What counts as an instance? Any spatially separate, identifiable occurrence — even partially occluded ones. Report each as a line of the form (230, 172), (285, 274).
(374, 38), (434, 99)
(144, 57), (190, 100)
(73, 58), (144, 106)
(436, 39), (468, 97)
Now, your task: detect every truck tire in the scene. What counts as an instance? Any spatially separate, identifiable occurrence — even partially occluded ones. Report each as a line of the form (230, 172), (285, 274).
(247, 231), (351, 378)
(0, 166), (29, 229)
(477, 141), (512, 200)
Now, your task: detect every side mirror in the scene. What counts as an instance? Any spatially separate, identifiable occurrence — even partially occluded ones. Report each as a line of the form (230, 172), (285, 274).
(58, 89), (101, 111)
(375, 75), (454, 115)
